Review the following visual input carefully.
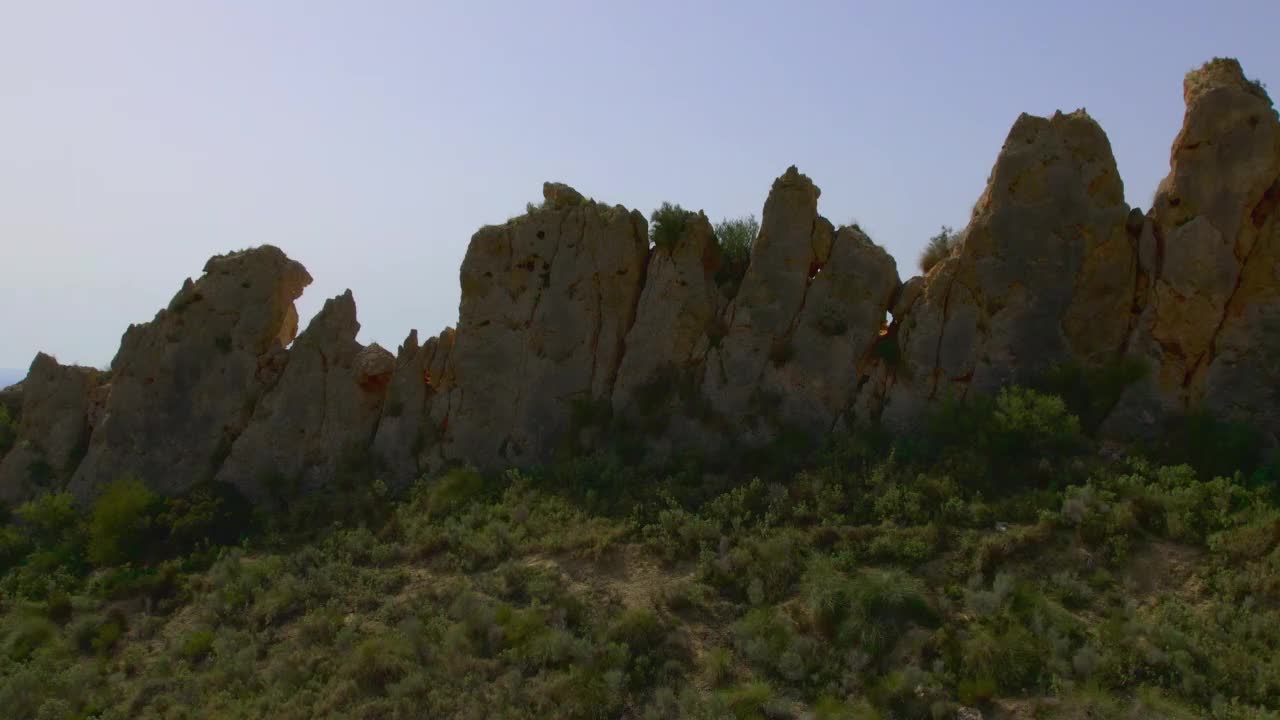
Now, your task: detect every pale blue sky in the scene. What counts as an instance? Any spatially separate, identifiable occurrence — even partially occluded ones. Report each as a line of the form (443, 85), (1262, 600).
(1, 1), (1277, 370)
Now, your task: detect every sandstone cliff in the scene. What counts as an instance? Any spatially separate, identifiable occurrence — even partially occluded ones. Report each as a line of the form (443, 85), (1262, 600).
(2, 58), (1276, 504)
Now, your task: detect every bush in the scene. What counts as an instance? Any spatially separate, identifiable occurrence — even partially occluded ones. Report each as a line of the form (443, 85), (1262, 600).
(1034, 358), (1147, 435)
(423, 467), (487, 519)
(714, 215), (758, 299)
(650, 202), (696, 250)
(180, 628), (216, 662)
(15, 492), (80, 548)
(2, 613), (63, 661)
(714, 215), (757, 264)
(161, 481), (254, 552)
(918, 226), (960, 273)
(988, 386), (1083, 461)
(87, 478), (162, 566)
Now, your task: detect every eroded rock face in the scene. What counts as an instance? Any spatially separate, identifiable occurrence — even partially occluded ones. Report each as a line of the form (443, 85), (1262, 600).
(437, 182), (650, 467)
(1107, 58), (1280, 439)
(0, 354), (103, 502)
(371, 327), (455, 484)
(68, 246), (311, 499)
(612, 213), (722, 416)
(213, 291), (392, 501)
(881, 110), (1135, 429)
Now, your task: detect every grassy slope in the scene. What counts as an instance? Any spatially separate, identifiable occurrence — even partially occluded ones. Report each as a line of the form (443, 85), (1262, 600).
(2, 389), (1279, 720)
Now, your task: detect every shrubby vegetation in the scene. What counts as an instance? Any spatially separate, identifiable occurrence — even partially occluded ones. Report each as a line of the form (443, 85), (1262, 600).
(714, 214), (758, 299)
(649, 202), (696, 250)
(919, 225), (961, 274)
(1, 383), (1278, 718)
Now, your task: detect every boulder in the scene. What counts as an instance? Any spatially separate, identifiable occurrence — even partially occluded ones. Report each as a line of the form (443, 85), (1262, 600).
(68, 245), (311, 499)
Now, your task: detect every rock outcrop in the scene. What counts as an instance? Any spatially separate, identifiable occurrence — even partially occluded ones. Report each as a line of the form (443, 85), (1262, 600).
(372, 328), (454, 483)
(434, 182), (650, 468)
(0, 354), (102, 502)
(214, 291), (393, 502)
(2, 58), (1276, 505)
(67, 246), (311, 498)
(1107, 58), (1280, 437)
(880, 110), (1136, 428)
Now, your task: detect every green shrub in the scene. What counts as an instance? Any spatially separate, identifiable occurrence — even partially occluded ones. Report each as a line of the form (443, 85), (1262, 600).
(44, 589), (72, 624)
(650, 202), (696, 250)
(802, 560), (935, 657)
(87, 477), (162, 566)
(179, 628), (216, 662)
(1034, 358), (1147, 434)
(605, 608), (680, 688)
(714, 215), (757, 265)
(422, 467), (487, 519)
(717, 680), (776, 720)
(918, 225), (960, 273)
(1, 613), (60, 660)
(15, 492), (80, 548)
(161, 481), (254, 552)
(988, 386), (1082, 460)
(714, 215), (758, 297)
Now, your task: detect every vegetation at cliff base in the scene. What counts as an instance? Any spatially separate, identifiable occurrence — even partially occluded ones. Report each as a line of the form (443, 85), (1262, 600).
(2, 387), (1279, 719)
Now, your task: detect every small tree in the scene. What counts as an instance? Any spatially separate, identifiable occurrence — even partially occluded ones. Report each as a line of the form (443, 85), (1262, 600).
(714, 215), (758, 266)
(918, 226), (961, 274)
(649, 202), (696, 249)
(714, 215), (759, 299)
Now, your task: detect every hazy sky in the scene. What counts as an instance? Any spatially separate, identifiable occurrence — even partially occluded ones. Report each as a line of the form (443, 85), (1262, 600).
(2, 1), (1277, 370)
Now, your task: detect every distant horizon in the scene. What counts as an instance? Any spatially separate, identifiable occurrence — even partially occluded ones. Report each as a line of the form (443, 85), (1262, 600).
(3, 2), (1278, 368)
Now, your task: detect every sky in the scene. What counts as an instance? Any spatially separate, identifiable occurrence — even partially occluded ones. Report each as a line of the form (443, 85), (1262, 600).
(1, 1), (1278, 371)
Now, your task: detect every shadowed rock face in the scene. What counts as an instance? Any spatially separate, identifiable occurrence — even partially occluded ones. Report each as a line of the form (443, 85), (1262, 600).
(3, 58), (1277, 505)
(879, 110), (1136, 429)
(213, 291), (394, 503)
(1106, 59), (1280, 438)
(371, 327), (455, 483)
(434, 182), (651, 468)
(0, 353), (102, 502)
(66, 245), (311, 499)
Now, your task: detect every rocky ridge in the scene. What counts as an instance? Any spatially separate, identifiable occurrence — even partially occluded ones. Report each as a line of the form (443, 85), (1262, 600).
(3, 58), (1277, 503)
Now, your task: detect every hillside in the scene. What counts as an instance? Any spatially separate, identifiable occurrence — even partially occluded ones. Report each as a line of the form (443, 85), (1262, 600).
(2, 390), (1278, 718)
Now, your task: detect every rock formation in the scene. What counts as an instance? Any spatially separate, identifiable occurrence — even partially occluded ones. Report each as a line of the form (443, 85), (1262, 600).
(67, 246), (311, 498)
(433, 182), (650, 468)
(878, 109), (1137, 429)
(2, 58), (1276, 505)
(1106, 58), (1280, 437)
(0, 353), (102, 502)
(213, 291), (394, 502)
(371, 327), (455, 483)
